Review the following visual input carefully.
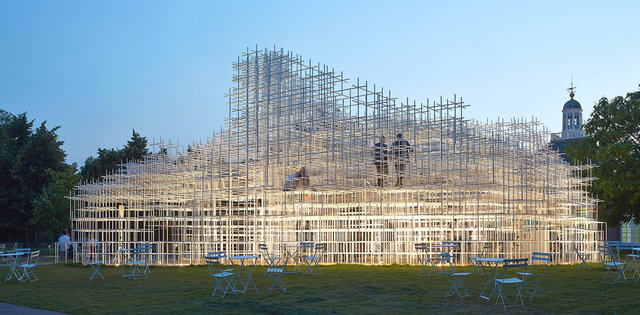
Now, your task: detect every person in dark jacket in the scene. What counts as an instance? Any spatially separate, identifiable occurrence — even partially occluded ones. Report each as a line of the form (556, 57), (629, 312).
(373, 136), (389, 187)
(391, 133), (413, 186)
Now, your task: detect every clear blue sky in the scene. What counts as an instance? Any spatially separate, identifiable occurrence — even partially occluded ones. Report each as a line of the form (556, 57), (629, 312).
(1, 0), (639, 165)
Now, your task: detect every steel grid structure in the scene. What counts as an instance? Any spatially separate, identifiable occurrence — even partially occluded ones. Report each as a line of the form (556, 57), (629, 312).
(69, 48), (604, 266)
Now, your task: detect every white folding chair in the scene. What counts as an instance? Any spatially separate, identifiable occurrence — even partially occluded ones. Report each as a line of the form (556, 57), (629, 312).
(266, 249), (289, 293)
(438, 252), (471, 299)
(494, 258), (528, 310)
(517, 252), (551, 300)
(0, 243), (5, 253)
(205, 252), (236, 298)
(302, 243), (326, 276)
(598, 245), (626, 284)
(470, 243), (491, 275)
(18, 250), (40, 282)
(414, 243), (437, 277)
(259, 243), (281, 275)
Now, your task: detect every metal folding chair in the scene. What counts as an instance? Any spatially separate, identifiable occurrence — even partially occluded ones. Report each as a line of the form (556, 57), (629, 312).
(438, 252), (471, 299)
(414, 243), (437, 277)
(139, 243), (153, 275)
(298, 242), (314, 274)
(6, 243), (18, 254)
(83, 243), (104, 280)
(573, 242), (592, 270)
(626, 247), (640, 283)
(205, 252), (236, 298)
(598, 245), (626, 284)
(494, 258), (528, 310)
(122, 244), (151, 280)
(18, 250), (40, 282)
(259, 243), (281, 275)
(517, 252), (551, 300)
(470, 243), (491, 275)
(299, 242), (314, 256)
(134, 243), (152, 279)
(302, 243), (326, 276)
(266, 248), (289, 293)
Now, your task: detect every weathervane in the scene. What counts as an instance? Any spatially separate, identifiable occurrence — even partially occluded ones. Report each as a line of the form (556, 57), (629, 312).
(567, 77), (577, 98)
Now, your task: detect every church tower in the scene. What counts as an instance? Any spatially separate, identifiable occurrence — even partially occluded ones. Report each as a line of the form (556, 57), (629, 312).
(561, 80), (584, 139)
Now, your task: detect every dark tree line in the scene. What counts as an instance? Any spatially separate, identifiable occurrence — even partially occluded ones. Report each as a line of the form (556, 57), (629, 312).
(0, 109), (149, 244)
(80, 129), (149, 179)
(0, 110), (73, 243)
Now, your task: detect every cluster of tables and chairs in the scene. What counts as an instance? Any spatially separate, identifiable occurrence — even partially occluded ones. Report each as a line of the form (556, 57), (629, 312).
(118, 243), (153, 280)
(205, 242), (327, 298)
(0, 243), (40, 283)
(415, 241), (551, 310)
(597, 241), (640, 285)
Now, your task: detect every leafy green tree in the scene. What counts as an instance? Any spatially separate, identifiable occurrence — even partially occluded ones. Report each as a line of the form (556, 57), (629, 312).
(80, 129), (149, 180)
(31, 167), (81, 243)
(123, 129), (149, 158)
(0, 110), (69, 242)
(566, 85), (640, 226)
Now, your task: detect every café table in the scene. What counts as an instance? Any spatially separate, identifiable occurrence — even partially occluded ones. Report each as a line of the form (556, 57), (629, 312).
(117, 248), (137, 278)
(228, 255), (259, 294)
(1, 249), (30, 282)
(279, 244), (304, 274)
(475, 257), (506, 301)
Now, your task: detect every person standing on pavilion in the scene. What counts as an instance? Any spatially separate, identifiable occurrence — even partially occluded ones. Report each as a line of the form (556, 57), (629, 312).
(391, 133), (413, 186)
(373, 136), (389, 187)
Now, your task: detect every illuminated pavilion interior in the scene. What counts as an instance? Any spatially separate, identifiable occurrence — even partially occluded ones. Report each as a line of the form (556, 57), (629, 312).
(69, 48), (604, 265)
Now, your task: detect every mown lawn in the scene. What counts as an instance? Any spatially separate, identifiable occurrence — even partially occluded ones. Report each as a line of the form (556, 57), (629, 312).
(0, 262), (638, 314)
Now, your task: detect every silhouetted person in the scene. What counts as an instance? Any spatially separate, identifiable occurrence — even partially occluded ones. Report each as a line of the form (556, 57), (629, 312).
(373, 136), (389, 187)
(391, 133), (413, 186)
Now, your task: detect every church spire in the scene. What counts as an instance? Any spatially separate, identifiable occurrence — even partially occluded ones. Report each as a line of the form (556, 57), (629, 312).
(561, 77), (583, 138)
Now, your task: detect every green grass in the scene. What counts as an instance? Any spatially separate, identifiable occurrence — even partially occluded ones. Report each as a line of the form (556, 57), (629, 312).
(0, 262), (638, 314)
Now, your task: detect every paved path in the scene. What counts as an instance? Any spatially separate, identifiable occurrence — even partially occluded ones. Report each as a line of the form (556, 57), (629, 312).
(0, 303), (68, 314)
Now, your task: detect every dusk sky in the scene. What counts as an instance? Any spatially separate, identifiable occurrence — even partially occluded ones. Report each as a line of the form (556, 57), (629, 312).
(1, 0), (639, 165)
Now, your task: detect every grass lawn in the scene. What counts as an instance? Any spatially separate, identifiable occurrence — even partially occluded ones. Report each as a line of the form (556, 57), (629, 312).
(0, 262), (638, 314)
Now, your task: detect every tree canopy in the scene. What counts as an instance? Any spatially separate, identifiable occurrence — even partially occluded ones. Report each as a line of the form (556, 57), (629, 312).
(0, 110), (72, 242)
(31, 168), (81, 243)
(566, 85), (640, 226)
(80, 129), (149, 180)
(0, 110), (150, 244)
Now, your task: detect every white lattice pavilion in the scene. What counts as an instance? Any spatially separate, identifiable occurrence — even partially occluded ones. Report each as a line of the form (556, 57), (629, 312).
(70, 48), (604, 265)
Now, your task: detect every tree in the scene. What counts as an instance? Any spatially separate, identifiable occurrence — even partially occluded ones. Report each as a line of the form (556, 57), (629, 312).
(566, 85), (640, 226)
(0, 110), (69, 242)
(80, 129), (149, 180)
(31, 167), (81, 243)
